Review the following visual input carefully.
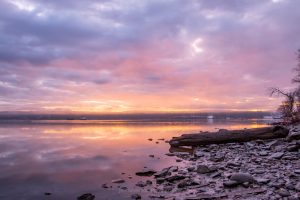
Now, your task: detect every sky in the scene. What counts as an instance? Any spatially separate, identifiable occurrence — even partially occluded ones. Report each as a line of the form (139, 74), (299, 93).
(0, 0), (300, 113)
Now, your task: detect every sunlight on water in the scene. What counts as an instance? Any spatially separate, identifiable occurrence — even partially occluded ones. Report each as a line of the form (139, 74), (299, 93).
(0, 119), (267, 200)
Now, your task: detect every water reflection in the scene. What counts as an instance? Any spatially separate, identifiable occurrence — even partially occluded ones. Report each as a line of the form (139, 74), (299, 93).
(0, 120), (267, 200)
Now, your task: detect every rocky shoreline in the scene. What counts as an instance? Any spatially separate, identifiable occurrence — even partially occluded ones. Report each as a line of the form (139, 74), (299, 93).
(133, 125), (299, 200)
(88, 125), (300, 200)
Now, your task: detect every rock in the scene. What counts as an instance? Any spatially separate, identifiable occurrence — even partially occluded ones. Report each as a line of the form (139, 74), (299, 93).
(131, 194), (141, 199)
(176, 159), (183, 162)
(166, 175), (186, 182)
(187, 167), (195, 172)
(156, 178), (165, 184)
(294, 169), (300, 174)
(197, 165), (217, 174)
(169, 166), (178, 172)
(277, 189), (290, 197)
(287, 130), (300, 141)
(287, 144), (300, 152)
(226, 161), (241, 167)
(210, 154), (225, 162)
(77, 193), (95, 200)
(230, 173), (256, 184)
(112, 179), (125, 183)
(136, 181), (149, 187)
(177, 179), (200, 188)
(223, 180), (239, 187)
(102, 183), (109, 188)
(165, 153), (175, 156)
(210, 172), (222, 178)
(194, 151), (205, 157)
(148, 138), (153, 141)
(295, 183), (300, 192)
(135, 169), (156, 176)
(269, 152), (284, 159)
(259, 151), (269, 156)
(256, 178), (270, 185)
(44, 192), (51, 195)
(154, 167), (170, 178)
(149, 154), (155, 158)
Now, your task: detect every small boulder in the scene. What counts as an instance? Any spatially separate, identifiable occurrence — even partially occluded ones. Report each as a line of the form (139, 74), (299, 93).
(135, 169), (156, 176)
(230, 173), (256, 184)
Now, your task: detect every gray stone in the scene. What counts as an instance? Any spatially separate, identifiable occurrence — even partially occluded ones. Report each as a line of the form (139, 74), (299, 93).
(287, 130), (300, 141)
(135, 169), (156, 176)
(166, 175), (186, 182)
(256, 178), (270, 185)
(259, 151), (269, 156)
(230, 173), (256, 184)
(197, 165), (217, 174)
(111, 179), (125, 184)
(223, 180), (239, 187)
(269, 152), (284, 159)
(277, 189), (290, 197)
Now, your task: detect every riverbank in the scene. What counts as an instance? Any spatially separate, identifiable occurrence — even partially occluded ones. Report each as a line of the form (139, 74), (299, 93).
(121, 125), (300, 200)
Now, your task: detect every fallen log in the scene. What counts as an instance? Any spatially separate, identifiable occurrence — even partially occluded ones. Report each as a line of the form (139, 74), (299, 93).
(169, 126), (289, 147)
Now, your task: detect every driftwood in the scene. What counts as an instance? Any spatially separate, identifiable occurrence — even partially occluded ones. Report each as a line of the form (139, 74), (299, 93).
(169, 126), (289, 147)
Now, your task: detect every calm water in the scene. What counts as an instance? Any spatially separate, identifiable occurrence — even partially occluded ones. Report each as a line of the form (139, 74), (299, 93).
(0, 119), (268, 200)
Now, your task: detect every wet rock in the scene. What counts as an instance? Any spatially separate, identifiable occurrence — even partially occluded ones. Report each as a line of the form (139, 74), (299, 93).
(256, 178), (270, 185)
(131, 194), (141, 199)
(102, 183), (109, 188)
(44, 192), (51, 196)
(149, 154), (155, 158)
(230, 173), (256, 184)
(295, 183), (300, 192)
(287, 129), (300, 141)
(165, 153), (175, 156)
(194, 151), (205, 157)
(187, 166), (195, 172)
(166, 175), (186, 182)
(226, 161), (241, 167)
(156, 178), (165, 184)
(154, 167), (171, 178)
(259, 151), (269, 156)
(277, 189), (290, 197)
(77, 193), (95, 200)
(196, 165), (217, 174)
(269, 152), (284, 159)
(111, 179), (125, 184)
(177, 179), (200, 188)
(287, 144), (300, 152)
(223, 180), (239, 187)
(136, 169), (156, 176)
(210, 154), (225, 162)
(210, 172), (222, 178)
(136, 181), (150, 187)
(294, 169), (300, 174)
(148, 138), (153, 141)
(169, 166), (178, 172)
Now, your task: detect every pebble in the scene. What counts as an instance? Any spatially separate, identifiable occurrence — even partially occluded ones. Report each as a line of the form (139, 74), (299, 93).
(111, 179), (125, 184)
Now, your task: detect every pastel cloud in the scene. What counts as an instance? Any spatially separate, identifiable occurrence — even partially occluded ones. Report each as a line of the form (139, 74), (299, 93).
(0, 0), (300, 113)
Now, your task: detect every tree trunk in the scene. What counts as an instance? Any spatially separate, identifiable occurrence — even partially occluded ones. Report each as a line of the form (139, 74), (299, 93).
(169, 126), (289, 147)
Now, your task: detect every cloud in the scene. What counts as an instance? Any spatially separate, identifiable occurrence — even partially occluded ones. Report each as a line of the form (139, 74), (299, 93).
(0, 0), (299, 112)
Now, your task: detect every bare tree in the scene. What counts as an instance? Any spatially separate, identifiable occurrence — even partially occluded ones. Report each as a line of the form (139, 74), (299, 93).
(269, 87), (298, 123)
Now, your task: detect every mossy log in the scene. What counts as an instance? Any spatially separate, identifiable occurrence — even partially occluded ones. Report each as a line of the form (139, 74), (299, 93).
(169, 126), (289, 147)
